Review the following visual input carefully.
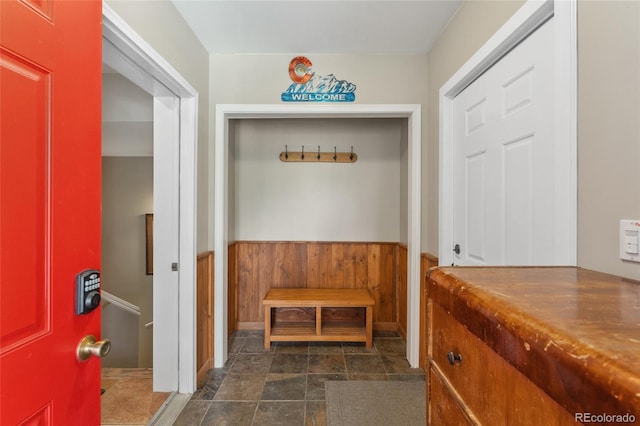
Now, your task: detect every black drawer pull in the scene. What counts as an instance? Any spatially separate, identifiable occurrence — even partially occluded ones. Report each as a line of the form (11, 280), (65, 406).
(447, 351), (462, 366)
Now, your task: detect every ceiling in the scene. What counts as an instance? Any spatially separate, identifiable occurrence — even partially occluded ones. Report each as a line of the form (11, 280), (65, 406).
(103, 1), (463, 156)
(171, 0), (462, 54)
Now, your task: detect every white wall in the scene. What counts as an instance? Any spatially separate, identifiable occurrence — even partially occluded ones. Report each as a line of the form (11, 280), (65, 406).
(427, 0), (640, 280)
(400, 120), (409, 245)
(577, 0), (640, 280)
(102, 306), (139, 368)
(425, 0), (525, 257)
(106, 0), (210, 252)
(211, 54), (427, 105)
(233, 118), (404, 242)
(102, 73), (153, 157)
(102, 157), (153, 367)
(211, 53), (428, 245)
(228, 123), (237, 244)
(102, 73), (152, 122)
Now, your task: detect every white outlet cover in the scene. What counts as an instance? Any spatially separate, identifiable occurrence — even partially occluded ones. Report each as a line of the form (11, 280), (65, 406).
(620, 220), (640, 263)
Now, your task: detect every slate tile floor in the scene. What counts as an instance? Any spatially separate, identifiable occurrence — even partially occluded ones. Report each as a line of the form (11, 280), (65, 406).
(173, 330), (425, 425)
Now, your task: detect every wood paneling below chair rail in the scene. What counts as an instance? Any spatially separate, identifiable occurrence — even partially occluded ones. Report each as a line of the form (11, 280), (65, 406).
(229, 241), (404, 330)
(420, 253), (438, 370)
(196, 251), (214, 383)
(396, 245), (408, 340)
(228, 244), (238, 338)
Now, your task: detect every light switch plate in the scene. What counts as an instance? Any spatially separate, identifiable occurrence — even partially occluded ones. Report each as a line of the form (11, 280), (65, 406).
(620, 220), (640, 263)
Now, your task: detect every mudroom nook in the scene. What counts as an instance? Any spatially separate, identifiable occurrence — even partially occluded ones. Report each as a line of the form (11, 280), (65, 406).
(215, 107), (423, 369)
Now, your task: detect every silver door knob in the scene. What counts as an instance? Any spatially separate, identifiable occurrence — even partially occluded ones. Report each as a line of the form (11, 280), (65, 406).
(447, 351), (462, 366)
(77, 335), (111, 361)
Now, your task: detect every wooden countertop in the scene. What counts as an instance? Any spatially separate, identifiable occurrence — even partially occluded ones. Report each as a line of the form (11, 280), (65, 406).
(427, 267), (640, 418)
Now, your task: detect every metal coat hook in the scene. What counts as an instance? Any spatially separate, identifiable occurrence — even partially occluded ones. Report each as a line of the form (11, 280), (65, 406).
(278, 146), (357, 163)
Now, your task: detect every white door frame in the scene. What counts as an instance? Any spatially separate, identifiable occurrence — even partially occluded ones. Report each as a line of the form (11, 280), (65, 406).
(214, 104), (422, 367)
(102, 3), (198, 393)
(439, 0), (577, 266)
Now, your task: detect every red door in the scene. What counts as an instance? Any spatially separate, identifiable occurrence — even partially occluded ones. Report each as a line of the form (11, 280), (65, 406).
(0, 0), (102, 424)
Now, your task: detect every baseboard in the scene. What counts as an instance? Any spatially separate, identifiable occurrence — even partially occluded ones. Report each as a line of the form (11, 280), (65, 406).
(237, 322), (264, 330)
(196, 358), (213, 384)
(374, 322), (398, 332)
(396, 323), (407, 340)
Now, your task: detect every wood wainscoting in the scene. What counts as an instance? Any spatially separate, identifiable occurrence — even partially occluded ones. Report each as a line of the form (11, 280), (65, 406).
(420, 253), (438, 370)
(228, 241), (407, 333)
(228, 244), (238, 338)
(196, 251), (214, 383)
(396, 245), (408, 340)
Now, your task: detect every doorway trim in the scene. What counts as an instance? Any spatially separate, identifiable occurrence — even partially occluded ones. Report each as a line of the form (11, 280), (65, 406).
(214, 104), (422, 367)
(102, 3), (198, 393)
(439, 0), (577, 266)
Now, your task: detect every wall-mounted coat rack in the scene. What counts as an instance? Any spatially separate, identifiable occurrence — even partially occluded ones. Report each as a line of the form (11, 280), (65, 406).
(279, 145), (358, 163)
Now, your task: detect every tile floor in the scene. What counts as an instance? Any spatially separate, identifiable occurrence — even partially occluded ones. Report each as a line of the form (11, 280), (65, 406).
(101, 368), (171, 425)
(173, 330), (425, 426)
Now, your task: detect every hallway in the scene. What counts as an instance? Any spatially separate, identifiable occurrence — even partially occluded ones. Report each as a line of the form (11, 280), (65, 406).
(174, 330), (425, 425)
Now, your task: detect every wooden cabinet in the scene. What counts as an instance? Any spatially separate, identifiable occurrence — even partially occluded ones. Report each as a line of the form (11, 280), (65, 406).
(429, 366), (475, 425)
(426, 267), (640, 425)
(429, 303), (573, 425)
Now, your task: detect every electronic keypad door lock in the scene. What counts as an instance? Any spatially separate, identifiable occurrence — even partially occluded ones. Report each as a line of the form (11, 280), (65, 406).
(75, 269), (101, 315)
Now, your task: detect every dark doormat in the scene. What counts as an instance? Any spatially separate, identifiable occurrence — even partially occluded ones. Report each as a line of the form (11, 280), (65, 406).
(325, 381), (426, 426)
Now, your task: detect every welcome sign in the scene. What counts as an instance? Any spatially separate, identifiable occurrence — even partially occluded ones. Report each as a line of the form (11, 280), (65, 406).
(281, 56), (356, 102)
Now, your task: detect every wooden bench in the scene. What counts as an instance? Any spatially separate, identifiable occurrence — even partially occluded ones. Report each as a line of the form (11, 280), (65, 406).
(263, 288), (375, 349)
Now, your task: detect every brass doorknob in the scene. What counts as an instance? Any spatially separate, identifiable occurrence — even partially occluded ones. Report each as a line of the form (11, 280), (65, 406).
(77, 335), (111, 361)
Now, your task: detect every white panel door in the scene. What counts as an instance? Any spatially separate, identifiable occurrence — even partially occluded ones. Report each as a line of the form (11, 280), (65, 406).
(453, 17), (560, 266)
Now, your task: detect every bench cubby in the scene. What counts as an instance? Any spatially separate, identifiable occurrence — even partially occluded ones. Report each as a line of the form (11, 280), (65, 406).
(263, 288), (375, 349)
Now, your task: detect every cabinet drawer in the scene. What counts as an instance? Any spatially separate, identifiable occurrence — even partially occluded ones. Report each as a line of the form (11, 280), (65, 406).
(430, 303), (574, 425)
(429, 366), (476, 426)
